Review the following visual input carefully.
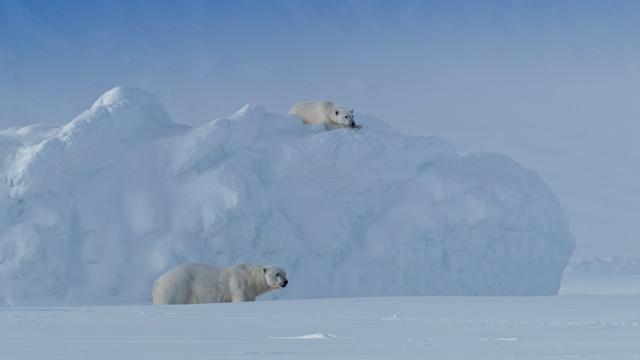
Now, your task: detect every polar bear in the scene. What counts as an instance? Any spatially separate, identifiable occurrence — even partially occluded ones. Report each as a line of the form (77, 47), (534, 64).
(152, 263), (288, 304)
(289, 101), (359, 129)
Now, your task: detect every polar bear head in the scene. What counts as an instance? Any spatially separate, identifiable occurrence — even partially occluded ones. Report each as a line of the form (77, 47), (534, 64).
(330, 107), (356, 128)
(263, 266), (288, 288)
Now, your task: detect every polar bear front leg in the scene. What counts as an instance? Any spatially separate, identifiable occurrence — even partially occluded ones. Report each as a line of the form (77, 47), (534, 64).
(229, 276), (256, 302)
(231, 294), (255, 302)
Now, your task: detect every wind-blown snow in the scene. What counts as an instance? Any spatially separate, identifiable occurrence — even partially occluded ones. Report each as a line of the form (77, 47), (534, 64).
(0, 86), (574, 305)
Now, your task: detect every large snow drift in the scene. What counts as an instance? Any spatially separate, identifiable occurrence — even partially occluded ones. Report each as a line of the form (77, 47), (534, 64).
(0, 87), (574, 305)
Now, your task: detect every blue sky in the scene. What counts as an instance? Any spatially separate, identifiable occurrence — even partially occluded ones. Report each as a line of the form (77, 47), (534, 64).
(1, 0), (639, 256)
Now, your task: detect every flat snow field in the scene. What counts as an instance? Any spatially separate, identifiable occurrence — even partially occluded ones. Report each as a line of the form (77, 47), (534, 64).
(3, 295), (640, 359)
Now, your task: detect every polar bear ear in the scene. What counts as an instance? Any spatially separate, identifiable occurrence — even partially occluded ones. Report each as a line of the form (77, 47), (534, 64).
(263, 267), (267, 273)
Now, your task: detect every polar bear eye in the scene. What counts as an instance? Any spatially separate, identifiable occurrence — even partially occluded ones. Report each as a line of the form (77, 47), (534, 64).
(335, 110), (339, 116)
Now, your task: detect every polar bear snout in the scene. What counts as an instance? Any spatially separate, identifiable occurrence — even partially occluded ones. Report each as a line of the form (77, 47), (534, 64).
(346, 118), (356, 127)
(281, 279), (288, 288)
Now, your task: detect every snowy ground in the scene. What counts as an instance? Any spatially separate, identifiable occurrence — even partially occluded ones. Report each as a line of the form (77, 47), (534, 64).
(561, 274), (640, 296)
(4, 281), (640, 360)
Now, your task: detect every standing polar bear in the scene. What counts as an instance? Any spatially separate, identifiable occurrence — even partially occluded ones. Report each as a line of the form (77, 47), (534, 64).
(289, 101), (359, 130)
(152, 263), (288, 304)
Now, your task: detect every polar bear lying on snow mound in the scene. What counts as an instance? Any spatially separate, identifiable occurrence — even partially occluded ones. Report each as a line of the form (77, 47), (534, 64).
(289, 101), (359, 130)
(152, 263), (288, 304)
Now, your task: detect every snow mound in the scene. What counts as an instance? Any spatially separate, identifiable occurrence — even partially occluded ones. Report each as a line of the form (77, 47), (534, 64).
(90, 86), (174, 127)
(0, 87), (574, 305)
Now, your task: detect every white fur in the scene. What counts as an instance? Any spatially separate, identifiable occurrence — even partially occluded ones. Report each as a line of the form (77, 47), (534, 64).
(289, 101), (356, 129)
(152, 263), (288, 304)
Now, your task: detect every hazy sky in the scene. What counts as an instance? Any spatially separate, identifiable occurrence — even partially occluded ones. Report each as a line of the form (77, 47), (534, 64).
(1, 0), (639, 257)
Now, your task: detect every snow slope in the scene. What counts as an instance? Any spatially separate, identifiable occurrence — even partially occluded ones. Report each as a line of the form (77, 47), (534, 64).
(0, 86), (574, 305)
(3, 296), (640, 359)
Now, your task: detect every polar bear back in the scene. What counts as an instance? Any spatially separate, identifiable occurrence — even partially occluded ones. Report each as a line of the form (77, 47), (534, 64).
(289, 101), (335, 125)
(152, 263), (229, 304)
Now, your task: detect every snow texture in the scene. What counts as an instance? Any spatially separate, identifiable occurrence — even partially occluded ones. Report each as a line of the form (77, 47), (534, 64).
(0, 86), (574, 305)
(3, 296), (640, 359)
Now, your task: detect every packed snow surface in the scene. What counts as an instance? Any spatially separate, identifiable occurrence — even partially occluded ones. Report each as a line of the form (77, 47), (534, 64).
(0, 86), (574, 305)
(3, 296), (640, 359)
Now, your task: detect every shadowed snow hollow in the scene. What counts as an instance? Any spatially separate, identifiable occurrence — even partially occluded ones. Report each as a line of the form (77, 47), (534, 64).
(0, 87), (574, 305)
